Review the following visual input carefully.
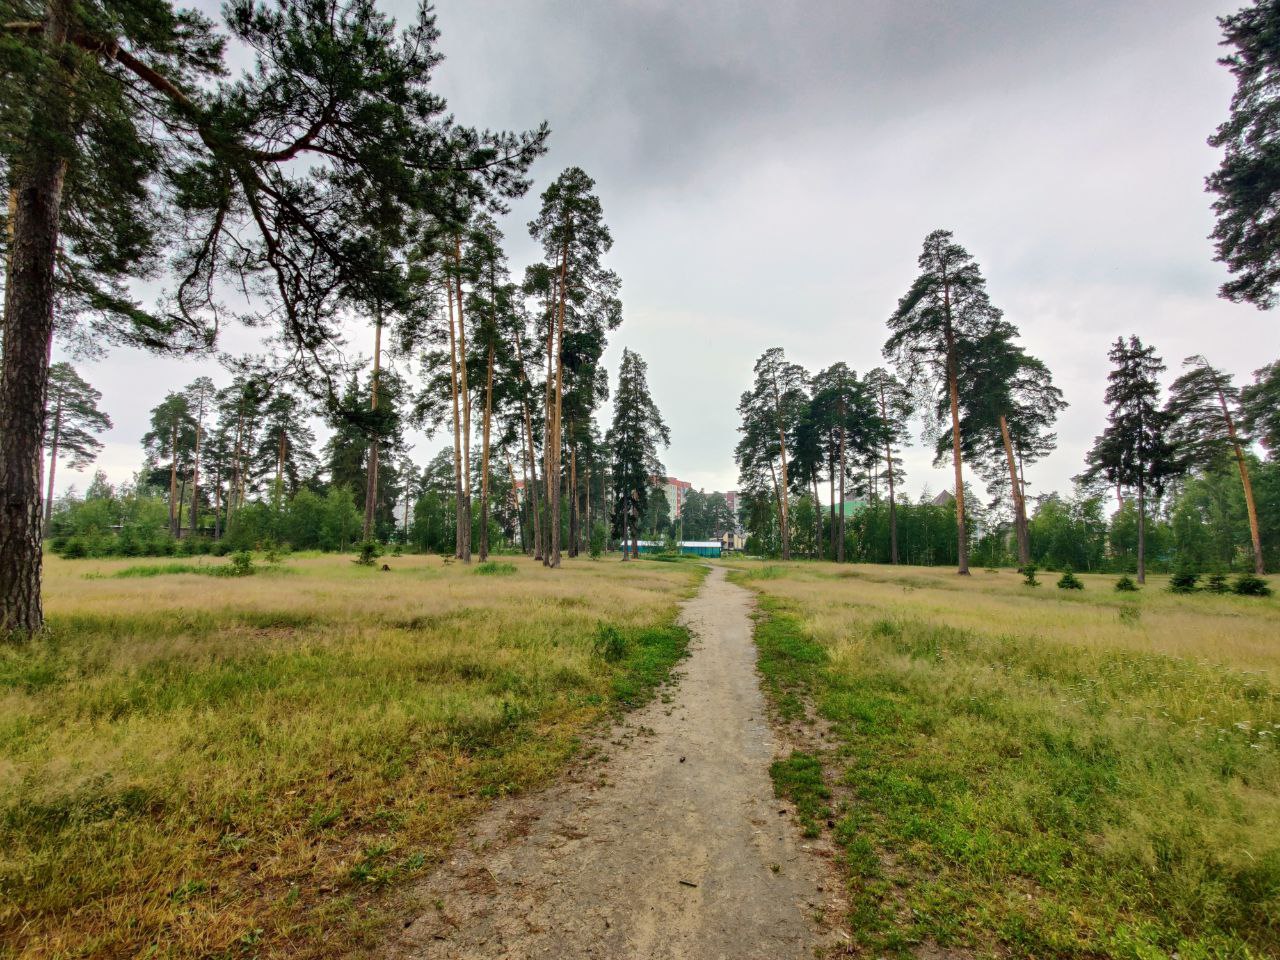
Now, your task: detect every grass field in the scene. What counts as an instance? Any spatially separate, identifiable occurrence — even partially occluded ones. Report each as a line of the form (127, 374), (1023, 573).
(0, 552), (701, 958)
(728, 560), (1280, 960)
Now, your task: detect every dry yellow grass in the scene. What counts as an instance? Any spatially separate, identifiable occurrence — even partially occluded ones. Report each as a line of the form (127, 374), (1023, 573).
(1, 552), (700, 958)
(729, 558), (1280, 957)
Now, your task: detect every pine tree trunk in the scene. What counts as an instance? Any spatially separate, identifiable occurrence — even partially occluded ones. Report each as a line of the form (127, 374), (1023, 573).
(523, 402), (543, 561)
(941, 285), (970, 575)
(43, 397), (61, 535)
(479, 344), (495, 561)
(548, 240), (570, 569)
(190, 416), (202, 539)
(837, 422), (846, 563)
(878, 387), (899, 565)
(453, 248), (472, 563)
(0, 1), (75, 636)
(568, 439), (579, 558)
(169, 424), (179, 537)
(1215, 388), (1265, 574)
(1136, 478), (1146, 585)
(998, 414), (1030, 566)
(776, 426), (791, 561)
(621, 493), (630, 561)
(363, 311), (383, 542)
(827, 447), (836, 561)
(230, 411), (244, 524)
(446, 284), (465, 559)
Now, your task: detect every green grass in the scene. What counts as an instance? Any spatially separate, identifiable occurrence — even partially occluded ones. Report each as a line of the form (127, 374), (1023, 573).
(474, 561), (517, 576)
(731, 561), (1280, 960)
(0, 553), (700, 958)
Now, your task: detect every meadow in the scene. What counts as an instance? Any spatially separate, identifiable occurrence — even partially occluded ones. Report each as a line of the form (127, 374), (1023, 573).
(729, 560), (1280, 960)
(0, 553), (701, 958)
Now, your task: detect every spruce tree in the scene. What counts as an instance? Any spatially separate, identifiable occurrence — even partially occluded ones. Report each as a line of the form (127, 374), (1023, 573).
(885, 229), (998, 574)
(1206, 0), (1280, 308)
(1082, 337), (1178, 584)
(42, 363), (111, 532)
(607, 349), (669, 560)
(1166, 355), (1265, 573)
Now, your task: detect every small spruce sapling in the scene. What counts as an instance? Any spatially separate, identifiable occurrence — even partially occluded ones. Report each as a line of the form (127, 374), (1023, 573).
(1115, 574), (1139, 592)
(1231, 572), (1273, 597)
(354, 540), (381, 567)
(1168, 562), (1200, 594)
(1057, 567), (1084, 590)
(589, 521), (607, 560)
(1206, 571), (1230, 594)
(1020, 564), (1040, 587)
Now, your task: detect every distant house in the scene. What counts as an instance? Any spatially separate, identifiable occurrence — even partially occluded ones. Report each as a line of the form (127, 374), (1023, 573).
(719, 530), (746, 552)
(931, 489), (955, 507)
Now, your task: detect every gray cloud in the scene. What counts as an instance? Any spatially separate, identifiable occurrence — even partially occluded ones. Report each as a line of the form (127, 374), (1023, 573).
(64, 0), (1278, 509)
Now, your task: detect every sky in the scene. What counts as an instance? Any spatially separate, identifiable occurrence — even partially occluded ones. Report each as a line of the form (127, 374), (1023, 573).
(62, 0), (1279, 507)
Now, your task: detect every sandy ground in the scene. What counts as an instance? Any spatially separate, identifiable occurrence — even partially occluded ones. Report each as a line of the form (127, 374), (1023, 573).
(388, 565), (845, 960)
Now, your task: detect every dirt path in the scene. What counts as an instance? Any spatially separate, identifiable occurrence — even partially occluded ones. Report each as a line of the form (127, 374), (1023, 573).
(390, 565), (843, 960)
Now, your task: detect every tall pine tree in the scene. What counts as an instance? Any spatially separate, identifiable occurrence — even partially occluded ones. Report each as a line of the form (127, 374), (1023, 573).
(42, 363), (111, 531)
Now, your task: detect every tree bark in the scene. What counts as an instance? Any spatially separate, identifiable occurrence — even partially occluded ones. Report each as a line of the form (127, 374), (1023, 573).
(1137, 477), (1147, 585)
(771, 380), (792, 561)
(362, 311), (383, 542)
(43, 394), (61, 535)
(453, 244), (472, 562)
(547, 239), (570, 568)
(1214, 385), (1265, 574)
(998, 414), (1030, 567)
(446, 283), (465, 559)
(479, 343), (495, 561)
(1, 0), (76, 636)
(941, 275), (970, 575)
(568, 437), (579, 558)
(837, 422), (846, 563)
(621, 492), (630, 561)
(169, 423), (179, 537)
(190, 409), (202, 539)
(878, 388), (900, 565)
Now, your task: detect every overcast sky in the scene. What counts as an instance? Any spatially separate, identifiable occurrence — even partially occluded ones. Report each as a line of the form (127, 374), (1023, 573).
(64, 0), (1277, 507)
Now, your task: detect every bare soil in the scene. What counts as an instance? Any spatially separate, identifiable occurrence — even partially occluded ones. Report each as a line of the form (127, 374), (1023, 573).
(388, 565), (846, 959)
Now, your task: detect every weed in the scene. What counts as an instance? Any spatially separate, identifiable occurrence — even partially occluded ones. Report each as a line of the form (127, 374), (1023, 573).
(593, 623), (627, 662)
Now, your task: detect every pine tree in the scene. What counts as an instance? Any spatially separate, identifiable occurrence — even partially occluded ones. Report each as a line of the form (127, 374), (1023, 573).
(253, 390), (318, 501)
(1166, 356), (1264, 573)
(528, 167), (620, 568)
(607, 349), (669, 560)
(1206, 0), (1280, 308)
(1082, 337), (1178, 584)
(1239, 360), (1280, 455)
(737, 348), (809, 560)
(183, 377), (215, 538)
(42, 363), (111, 532)
(946, 323), (1065, 567)
(810, 364), (879, 562)
(0, 1), (546, 634)
(141, 393), (195, 538)
(885, 229), (999, 574)
(863, 367), (911, 564)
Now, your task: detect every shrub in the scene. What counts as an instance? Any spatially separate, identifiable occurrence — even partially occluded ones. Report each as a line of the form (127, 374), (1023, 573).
(1168, 563), (1200, 594)
(1205, 572), (1230, 594)
(589, 521), (607, 560)
(60, 538), (88, 559)
(475, 561), (516, 576)
(593, 623), (627, 662)
(1020, 564), (1039, 587)
(1114, 574), (1139, 592)
(228, 551), (255, 577)
(1231, 572), (1273, 597)
(353, 540), (381, 567)
(1056, 567), (1084, 590)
